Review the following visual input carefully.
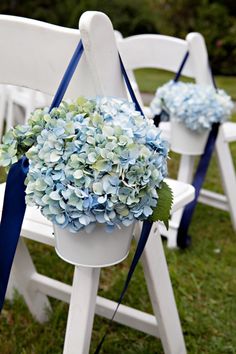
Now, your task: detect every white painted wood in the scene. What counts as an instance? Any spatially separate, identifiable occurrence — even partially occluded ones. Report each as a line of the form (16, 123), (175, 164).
(6, 87), (33, 130)
(5, 89), (13, 130)
(165, 178), (195, 213)
(0, 12), (196, 353)
(198, 189), (229, 211)
(118, 34), (193, 77)
(221, 121), (236, 142)
(5, 86), (52, 129)
(158, 158), (196, 247)
(215, 125), (236, 229)
(5, 266), (17, 300)
(31, 273), (72, 303)
(7, 238), (51, 322)
(118, 31), (236, 242)
(166, 155), (195, 247)
(114, 29), (123, 42)
(31, 272), (160, 337)
(0, 85), (7, 138)
(177, 155), (195, 183)
(95, 295), (159, 337)
(135, 222), (187, 354)
(186, 32), (212, 86)
(184, 33), (236, 231)
(118, 34), (193, 110)
(79, 11), (127, 98)
(63, 266), (100, 354)
(0, 15), (94, 99)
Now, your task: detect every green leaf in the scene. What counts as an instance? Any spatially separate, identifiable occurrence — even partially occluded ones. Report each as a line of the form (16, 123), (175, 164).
(149, 181), (173, 229)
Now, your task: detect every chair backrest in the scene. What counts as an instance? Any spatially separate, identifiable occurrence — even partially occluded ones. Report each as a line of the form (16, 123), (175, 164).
(114, 30), (123, 41)
(117, 32), (215, 156)
(0, 12), (127, 102)
(118, 33), (213, 86)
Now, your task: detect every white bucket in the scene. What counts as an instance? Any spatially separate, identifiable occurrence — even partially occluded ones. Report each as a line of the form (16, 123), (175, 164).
(170, 120), (209, 155)
(54, 222), (135, 268)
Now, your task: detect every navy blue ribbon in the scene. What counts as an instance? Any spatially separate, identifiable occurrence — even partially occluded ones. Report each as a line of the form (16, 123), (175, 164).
(119, 54), (144, 115)
(177, 123), (219, 248)
(0, 157), (29, 310)
(174, 52), (220, 248)
(173, 51), (189, 83)
(94, 220), (153, 354)
(50, 40), (84, 110)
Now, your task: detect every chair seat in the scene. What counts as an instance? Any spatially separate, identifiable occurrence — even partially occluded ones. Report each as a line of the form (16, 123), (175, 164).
(165, 178), (194, 212)
(0, 178), (194, 245)
(221, 122), (236, 142)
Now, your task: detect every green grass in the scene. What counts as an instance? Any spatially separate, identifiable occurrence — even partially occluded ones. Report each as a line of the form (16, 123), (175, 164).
(135, 69), (236, 100)
(0, 122), (236, 353)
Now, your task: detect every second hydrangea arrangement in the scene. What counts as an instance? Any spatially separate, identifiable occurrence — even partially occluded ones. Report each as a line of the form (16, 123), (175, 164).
(0, 97), (172, 234)
(150, 80), (233, 133)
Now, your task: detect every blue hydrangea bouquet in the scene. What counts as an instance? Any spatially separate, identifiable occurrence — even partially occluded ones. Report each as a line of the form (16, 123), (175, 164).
(150, 80), (233, 133)
(0, 96), (173, 265)
(150, 81), (233, 155)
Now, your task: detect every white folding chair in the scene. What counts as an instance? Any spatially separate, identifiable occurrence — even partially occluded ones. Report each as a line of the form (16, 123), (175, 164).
(118, 33), (236, 247)
(5, 85), (52, 129)
(0, 13), (194, 353)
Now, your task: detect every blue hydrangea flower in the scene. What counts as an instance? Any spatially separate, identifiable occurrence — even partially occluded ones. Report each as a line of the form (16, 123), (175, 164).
(1, 96), (169, 232)
(150, 81), (234, 133)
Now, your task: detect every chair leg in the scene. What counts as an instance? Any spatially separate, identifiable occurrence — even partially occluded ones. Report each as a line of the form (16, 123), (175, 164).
(5, 269), (17, 300)
(177, 154), (195, 183)
(5, 95), (14, 131)
(216, 126), (236, 230)
(63, 266), (100, 354)
(164, 154), (195, 247)
(165, 219), (181, 248)
(24, 90), (35, 123)
(135, 223), (186, 354)
(6, 238), (51, 322)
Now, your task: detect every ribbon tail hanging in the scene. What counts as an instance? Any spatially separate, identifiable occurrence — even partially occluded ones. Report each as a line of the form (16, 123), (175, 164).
(0, 40), (84, 312)
(0, 157), (29, 311)
(177, 123), (220, 248)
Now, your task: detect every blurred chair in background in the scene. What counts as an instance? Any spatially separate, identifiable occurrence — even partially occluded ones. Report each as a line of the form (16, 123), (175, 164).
(118, 33), (236, 247)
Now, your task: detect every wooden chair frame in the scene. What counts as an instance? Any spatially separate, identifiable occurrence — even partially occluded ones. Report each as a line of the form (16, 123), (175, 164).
(0, 13), (195, 353)
(118, 33), (236, 247)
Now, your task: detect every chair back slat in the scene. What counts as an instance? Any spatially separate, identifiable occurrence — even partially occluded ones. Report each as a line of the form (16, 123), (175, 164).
(118, 34), (193, 77)
(186, 33), (213, 86)
(0, 15), (92, 99)
(118, 33), (212, 85)
(79, 11), (127, 99)
(0, 13), (128, 101)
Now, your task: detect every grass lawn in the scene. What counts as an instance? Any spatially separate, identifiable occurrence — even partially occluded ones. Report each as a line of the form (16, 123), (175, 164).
(135, 69), (236, 101)
(0, 120), (236, 352)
